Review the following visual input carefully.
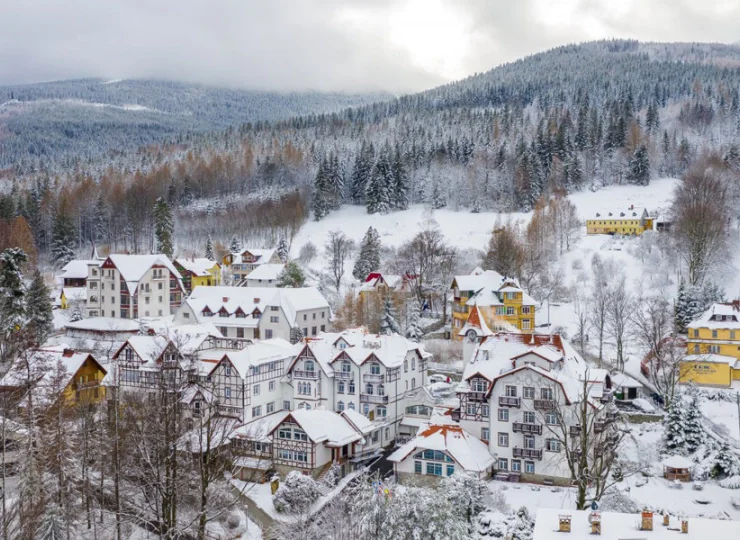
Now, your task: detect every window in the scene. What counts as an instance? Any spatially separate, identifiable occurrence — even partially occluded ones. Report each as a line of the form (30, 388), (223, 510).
(411, 378), (416, 389)
(471, 378), (487, 392)
(481, 427), (490, 441)
(712, 330), (718, 338)
(525, 461), (535, 474)
(270, 316), (279, 323)
(303, 314), (307, 321)
(320, 325), (325, 332)
(321, 311), (325, 318)
(303, 328), (308, 336)
(498, 409), (509, 422)
(466, 403), (477, 415)
(522, 306), (531, 314)
(426, 463), (443, 476)
(365, 383), (374, 395)
(293, 429), (308, 441)
(446, 465), (455, 476)
(111, 296), (115, 304)
(497, 458), (508, 471)
(524, 435), (535, 449)
(709, 345), (720, 354)
(693, 329), (699, 338)
(225, 365), (232, 377)
(311, 326), (317, 336)
(511, 460), (521, 472)
(546, 412), (558, 425)
(305, 359), (315, 372)
(362, 403), (370, 415)
(376, 406), (386, 417)
(415, 461), (422, 474)
(266, 402), (274, 414)
(158, 283), (163, 290)
(411, 357), (415, 370)
(541, 388), (553, 400)
(404, 360), (408, 372)
(546, 439), (561, 452)
(371, 363), (381, 375)
(283, 400), (291, 411)
(253, 384), (260, 396)
(265, 329), (273, 339)
(498, 433), (509, 447)
(348, 381), (355, 394)
(523, 386), (535, 399)
(522, 320), (531, 330)
(90, 282), (97, 290)
(506, 306), (516, 315)
(505, 385), (517, 397)
(342, 361), (351, 372)
(252, 406), (262, 418)
(237, 328), (245, 338)
(732, 331), (736, 340)
(523, 411), (535, 423)
(338, 381), (345, 394)
(270, 306), (279, 312)
(693, 344), (700, 353)
(348, 402), (355, 410)
(482, 405), (490, 417)
(219, 327), (228, 336)
(337, 401), (345, 412)
(225, 387), (232, 399)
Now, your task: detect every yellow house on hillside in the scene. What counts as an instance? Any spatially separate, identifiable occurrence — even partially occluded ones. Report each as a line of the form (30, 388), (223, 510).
(450, 268), (537, 340)
(681, 302), (740, 387)
(586, 206), (654, 235)
(174, 258), (222, 293)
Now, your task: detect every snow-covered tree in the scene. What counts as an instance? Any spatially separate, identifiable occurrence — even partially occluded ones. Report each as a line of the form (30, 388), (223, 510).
(229, 235), (241, 253)
(712, 441), (740, 478)
(35, 504), (66, 540)
(272, 471), (321, 514)
(350, 141), (374, 205)
(352, 226), (381, 281)
(391, 144), (409, 210)
(627, 144), (650, 185)
(325, 230), (354, 291)
(442, 472), (489, 527)
(664, 394), (703, 455)
(153, 197), (174, 258)
(276, 261), (306, 288)
(51, 210), (76, 268)
(380, 296), (401, 335)
(26, 269), (53, 345)
(405, 300), (424, 342)
(289, 326), (304, 344)
(69, 301), (84, 323)
(276, 237), (289, 263)
(0, 248), (27, 360)
(313, 158), (331, 221)
(205, 234), (215, 260)
(366, 150), (392, 214)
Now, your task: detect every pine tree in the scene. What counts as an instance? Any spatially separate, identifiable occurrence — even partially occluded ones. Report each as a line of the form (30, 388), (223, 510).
(0, 248), (28, 343)
(352, 226), (381, 280)
(36, 504), (66, 540)
(153, 197), (174, 258)
(290, 326), (304, 344)
(350, 142), (374, 204)
(276, 237), (289, 263)
(313, 158), (330, 220)
(69, 301), (84, 323)
(391, 144), (409, 210)
(327, 153), (345, 210)
(663, 397), (689, 454)
(229, 235), (241, 253)
(366, 149), (392, 214)
(276, 261), (306, 288)
(431, 178), (447, 209)
(51, 210), (76, 268)
(405, 300), (424, 342)
(26, 269), (53, 345)
(627, 144), (650, 185)
(380, 295), (402, 335)
(205, 235), (215, 260)
(712, 441), (740, 478)
(684, 395), (704, 453)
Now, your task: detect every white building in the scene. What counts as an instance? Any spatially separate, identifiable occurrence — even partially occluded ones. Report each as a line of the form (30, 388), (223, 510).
(244, 263), (285, 287)
(225, 248), (282, 283)
(85, 254), (185, 319)
(174, 286), (330, 341)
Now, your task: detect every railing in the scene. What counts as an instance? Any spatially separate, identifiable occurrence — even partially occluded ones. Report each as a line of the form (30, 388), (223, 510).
(363, 373), (384, 383)
(335, 371), (353, 380)
(452, 303), (469, 314)
(513, 447), (542, 460)
(293, 370), (319, 380)
(75, 380), (100, 390)
(498, 396), (521, 408)
(360, 394), (388, 404)
(468, 390), (488, 402)
(594, 421), (605, 433)
(534, 399), (555, 411)
(217, 405), (242, 418)
(513, 422), (542, 435)
(570, 425), (581, 437)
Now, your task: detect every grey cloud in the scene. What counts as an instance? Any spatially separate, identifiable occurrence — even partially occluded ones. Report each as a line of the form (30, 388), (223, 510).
(0, 0), (737, 93)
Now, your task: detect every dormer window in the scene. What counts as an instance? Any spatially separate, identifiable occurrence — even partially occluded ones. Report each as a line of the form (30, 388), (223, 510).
(342, 361), (351, 373)
(471, 378), (487, 392)
(202, 307), (213, 317)
(219, 308), (229, 318)
(370, 363), (381, 375)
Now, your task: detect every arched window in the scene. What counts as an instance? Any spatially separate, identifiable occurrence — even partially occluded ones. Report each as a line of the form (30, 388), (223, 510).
(362, 403), (370, 415)
(377, 384), (385, 396)
(349, 381), (356, 394)
(337, 401), (345, 412)
(405, 381), (408, 390)
(348, 402), (355, 410)
(411, 378), (416, 389)
(365, 383), (374, 395)
(404, 359), (408, 372)
(411, 357), (415, 370)
(338, 381), (345, 393)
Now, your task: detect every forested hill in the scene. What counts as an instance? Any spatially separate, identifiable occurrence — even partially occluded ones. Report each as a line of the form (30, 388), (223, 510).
(0, 78), (389, 170)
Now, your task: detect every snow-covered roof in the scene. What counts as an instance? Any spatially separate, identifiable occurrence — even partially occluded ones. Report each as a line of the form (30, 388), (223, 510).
(388, 420), (494, 472)
(231, 248), (277, 265)
(341, 409), (379, 435)
(609, 371), (643, 389)
(106, 254), (183, 296)
(532, 509), (735, 539)
(197, 339), (295, 377)
(662, 455), (694, 469)
(688, 302), (740, 330)
(278, 409), (362, 446)
(246, 264), (285, 281)
(175, 258), (219, 277)
(65, 317), (140, 333)
(452, 268), (505, 292)
(184, 286), (328, 327)
(458, 305), (495, 338)
(590, 206), (649, 219)
(360, 273), (405, 292)
(683, 354), (738, 365)
(60, 259), (99, 280)
(234, 412), (290, 443)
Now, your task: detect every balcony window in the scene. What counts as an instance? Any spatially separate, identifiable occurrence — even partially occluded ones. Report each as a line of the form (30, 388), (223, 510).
(378, 384), (385, 396)
(505, 385), (517, 397)
(541, 388), (553, 400)
(471, 378), (487, 392)
(365, 383), (374, 395)
(523, 386), (535, 399)
(370, 363), (381, 375)
(524, 435), (535, 449)
(305, 360), (315, 372)
(523, 411), (536, 423)
(342, 361), (351, 372)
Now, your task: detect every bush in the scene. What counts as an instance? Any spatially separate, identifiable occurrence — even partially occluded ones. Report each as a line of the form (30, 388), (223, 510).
(272, 472), (321, 514)
(720, 475), (740, 489)
(298, 242), (317, 264)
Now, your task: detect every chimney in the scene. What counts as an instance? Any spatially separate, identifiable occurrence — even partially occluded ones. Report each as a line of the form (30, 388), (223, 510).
(640, 511), (653, 531)
(681, 519), (688, 534)
(223, 297), (229, 303)
(62, 348), (74, 358)
(663, 513), (669, 527)
(589, 512), (601, 535)
(558, 515), (571, 533)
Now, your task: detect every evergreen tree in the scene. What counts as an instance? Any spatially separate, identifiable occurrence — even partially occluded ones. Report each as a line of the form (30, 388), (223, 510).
(712, 441), (740, 478)
(663, 397), (689, 454)
(431, 178), (447, 209)
(352, 226), (381, 280)
(391, 144), (409, 210)
(327, 153), (345, 210)
(646, 102), (660, 133)
(27, 269), (53, 345)
(205, 234), (215, 260)
(36, 504), (66, 540)
(627, 144), (650, 185)
(276, 237), (289, 263)
(380, 295), (402, 335)
(350, 142), (374, 204)
(405, 300), (424, 342)
(312, 158), (331, 220)
(229, 235), (241, 253)
(153, 197), (174, 258)
(684, 395), (704, 453)
(0, 248), (27, 361)
(366, 150), (392, 214)
(276, 261), (306, 288)
(675, 283), (708, 333)
(289, 326), (304, 344)
(51, 210), (76, 268)
(69, 301), (84, 323)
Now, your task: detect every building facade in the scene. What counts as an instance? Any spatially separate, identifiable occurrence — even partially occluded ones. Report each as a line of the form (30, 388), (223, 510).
(682, 302), (740, 387)
(586, 206), (654, 235)
(174, 258), (222, 293)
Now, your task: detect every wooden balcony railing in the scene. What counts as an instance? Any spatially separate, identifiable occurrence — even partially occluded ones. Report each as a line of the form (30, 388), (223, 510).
(513, 422), (542, 435)
(534, 399), (556, 411)
(513, 447), (542, 460)
(499, 396), (521, 408)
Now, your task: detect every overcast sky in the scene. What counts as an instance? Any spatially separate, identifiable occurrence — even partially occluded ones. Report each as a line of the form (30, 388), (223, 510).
(1, 0), (738, 93)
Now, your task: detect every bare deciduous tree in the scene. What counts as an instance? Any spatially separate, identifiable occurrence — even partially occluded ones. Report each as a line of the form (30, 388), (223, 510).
(325, 230), (355, 291)
(606, 275), (632, 371)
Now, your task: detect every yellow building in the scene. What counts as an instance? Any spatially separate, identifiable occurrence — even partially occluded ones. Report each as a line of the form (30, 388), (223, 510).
(450, 268), (536, 340)
(586, 206), (654, 235)
(174, 258), (222, 293)
(681, 302), (740, 387)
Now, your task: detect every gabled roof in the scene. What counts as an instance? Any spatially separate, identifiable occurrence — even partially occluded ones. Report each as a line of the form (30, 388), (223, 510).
(451, 268), (505, 292)
(60, 259), (99, 280)
(65, 317), (140, 333)
(175, 258), (220, 277)
(231, 248), (278, 265)
(388, 421), (494, 472)
(512, 344), (563, 363)
(105, 254), (183, 296)
(199, 339), (295, 378)
(273, 409), (362, 447)
(246, 264), (285, 281)
(458, 305), (494, 338)
(341, 409), (380, 435)
(688, 302), (740, 330)
(234, 411), (290, 443)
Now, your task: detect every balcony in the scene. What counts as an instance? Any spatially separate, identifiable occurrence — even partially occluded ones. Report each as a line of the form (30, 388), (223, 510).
(360, 394), (388, 404)
(534, 399), (556, 411)
(468, 390), (487, 402)
(75, 380), (101, 390)
(363, 373), (384, 383)
(335, 371), (353, 380)
(594, 421), (606, 433)
(498, 396), (521, 408)
(513, 447), (542, 460)
(217, 405), (242, 419)
(513, 422), (542, 435)
(570, 425), (582, 437)
(293, 370), (319, 380)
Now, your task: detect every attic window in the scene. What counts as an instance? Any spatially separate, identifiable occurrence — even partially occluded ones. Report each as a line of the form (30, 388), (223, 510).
(222, 297), (229, 302)
(254, 298), (260, 304)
